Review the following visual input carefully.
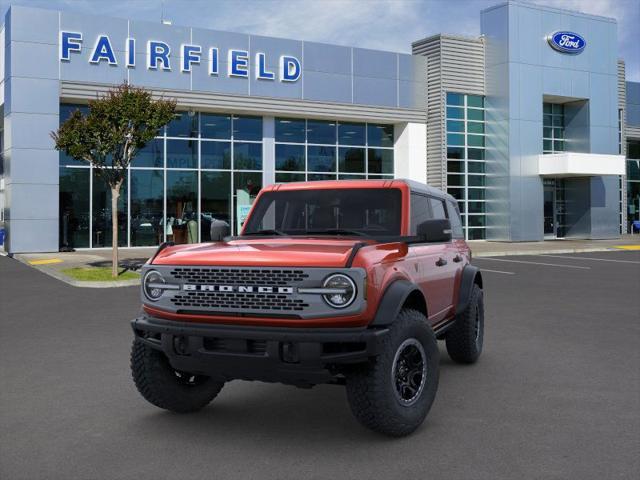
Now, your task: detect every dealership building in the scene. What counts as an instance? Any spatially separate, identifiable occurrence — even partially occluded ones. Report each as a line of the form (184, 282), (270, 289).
(1, 1), (639, 252)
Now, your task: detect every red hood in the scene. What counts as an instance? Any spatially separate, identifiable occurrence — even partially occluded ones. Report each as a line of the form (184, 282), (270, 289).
(151, 238), (371, 268)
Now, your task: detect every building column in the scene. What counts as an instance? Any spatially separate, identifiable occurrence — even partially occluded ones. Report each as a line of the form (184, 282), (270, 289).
(262, 116), (275, 187)
(394, 122), (427, 183)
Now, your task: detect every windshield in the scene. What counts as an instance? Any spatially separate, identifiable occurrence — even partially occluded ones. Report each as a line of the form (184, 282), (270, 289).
(242, 188), (402, 237)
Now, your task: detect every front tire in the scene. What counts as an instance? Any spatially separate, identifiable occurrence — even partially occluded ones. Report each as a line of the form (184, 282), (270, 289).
(345, 309), (439, 437)
(131, 340), (224, 413)
(445, 283), (484, 364)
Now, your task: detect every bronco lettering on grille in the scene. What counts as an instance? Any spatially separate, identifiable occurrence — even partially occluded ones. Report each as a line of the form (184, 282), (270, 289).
(182, 284), (294, 294)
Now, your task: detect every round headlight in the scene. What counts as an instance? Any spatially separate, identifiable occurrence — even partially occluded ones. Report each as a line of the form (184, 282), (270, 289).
(143, 270), (165, 301)
(322, 274), (356, 309)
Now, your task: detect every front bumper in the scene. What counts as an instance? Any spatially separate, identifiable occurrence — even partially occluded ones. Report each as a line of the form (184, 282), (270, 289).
(131, 315), (388, 386)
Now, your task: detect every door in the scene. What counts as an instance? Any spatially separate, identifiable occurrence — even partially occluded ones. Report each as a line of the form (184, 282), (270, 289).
(543, 178), (567, 238)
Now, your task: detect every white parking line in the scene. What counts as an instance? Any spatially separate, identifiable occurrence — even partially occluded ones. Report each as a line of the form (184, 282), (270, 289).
(540, 254), (640, 265)
(475, 258), (591, 269)
(479, 268), (516, 275)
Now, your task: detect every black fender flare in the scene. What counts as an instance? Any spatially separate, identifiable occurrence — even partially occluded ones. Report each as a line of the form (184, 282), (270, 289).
(455, 265), (483, 317)
(370, 279), (425, 327)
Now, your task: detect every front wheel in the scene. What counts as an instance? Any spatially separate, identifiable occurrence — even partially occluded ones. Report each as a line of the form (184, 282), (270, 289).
(131, 340), (224, 413)
(345, 309), (439, 437)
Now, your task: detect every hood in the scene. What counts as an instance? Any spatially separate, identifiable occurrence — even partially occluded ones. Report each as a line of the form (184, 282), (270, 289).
(151, 238), (372, 268)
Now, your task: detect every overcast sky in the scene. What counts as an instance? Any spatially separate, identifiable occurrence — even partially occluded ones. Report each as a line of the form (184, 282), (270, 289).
(1, 0), (638, 80)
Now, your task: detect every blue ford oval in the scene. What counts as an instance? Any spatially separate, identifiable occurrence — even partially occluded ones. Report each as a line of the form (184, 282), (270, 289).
(547, 31), (586, 54)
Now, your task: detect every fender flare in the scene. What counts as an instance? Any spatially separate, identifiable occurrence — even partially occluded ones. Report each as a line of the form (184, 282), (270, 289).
(455, 265), (483, 316)
(370, 279), (425, 327)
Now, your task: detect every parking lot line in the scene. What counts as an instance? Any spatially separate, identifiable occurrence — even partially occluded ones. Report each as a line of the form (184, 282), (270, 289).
(477, 268), (516, 275)
(540, 254), (640, 264)
(474, 258), (591, 269)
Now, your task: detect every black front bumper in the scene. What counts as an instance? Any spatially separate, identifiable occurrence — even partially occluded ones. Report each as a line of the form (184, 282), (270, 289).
(131, 315), (388, 386)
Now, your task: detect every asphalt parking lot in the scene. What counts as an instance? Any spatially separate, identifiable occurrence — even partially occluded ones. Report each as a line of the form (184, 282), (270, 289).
(1, 250), (639, 480)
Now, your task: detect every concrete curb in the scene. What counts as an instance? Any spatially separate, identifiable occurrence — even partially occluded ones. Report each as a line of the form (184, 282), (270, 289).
(473, 246), (621, 257)
(10, 255), (140, 288)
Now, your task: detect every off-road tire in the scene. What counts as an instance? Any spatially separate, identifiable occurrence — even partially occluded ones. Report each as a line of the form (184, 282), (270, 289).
(345, 309), (439, 437)
(131, 340), (224, 413)
(445, 283), (484, 364)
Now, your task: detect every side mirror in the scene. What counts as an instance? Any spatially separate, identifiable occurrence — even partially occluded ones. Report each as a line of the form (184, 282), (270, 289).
(416, 219), (452, 243)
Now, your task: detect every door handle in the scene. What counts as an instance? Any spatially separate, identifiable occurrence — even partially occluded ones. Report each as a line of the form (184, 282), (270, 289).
(453, 255), (463, 263)
(436, 257), (447, 267)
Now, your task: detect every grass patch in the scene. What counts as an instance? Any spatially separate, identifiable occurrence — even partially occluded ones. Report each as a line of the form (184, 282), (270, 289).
(62, 267), (140, 282)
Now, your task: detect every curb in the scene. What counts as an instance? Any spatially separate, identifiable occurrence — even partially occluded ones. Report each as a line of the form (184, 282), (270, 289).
(472, 246), (621, 257)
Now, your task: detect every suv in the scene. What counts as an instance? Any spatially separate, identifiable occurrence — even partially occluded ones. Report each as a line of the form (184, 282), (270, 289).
(131, 179), (483, 436)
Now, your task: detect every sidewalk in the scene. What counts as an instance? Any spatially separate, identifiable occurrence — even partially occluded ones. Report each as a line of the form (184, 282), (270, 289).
(6, 235), (640, 288)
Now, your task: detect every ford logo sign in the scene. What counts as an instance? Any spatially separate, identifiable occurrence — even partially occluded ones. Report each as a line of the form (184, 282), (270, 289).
(547, 31), (586, 54)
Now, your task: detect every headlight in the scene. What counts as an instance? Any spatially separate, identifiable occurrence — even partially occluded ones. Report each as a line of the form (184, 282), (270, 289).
(322, 274), (356, 309)
(143, 270), (165, 301)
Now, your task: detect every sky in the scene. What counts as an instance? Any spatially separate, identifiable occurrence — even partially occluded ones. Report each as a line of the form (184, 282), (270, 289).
(1, 0), (638, 80)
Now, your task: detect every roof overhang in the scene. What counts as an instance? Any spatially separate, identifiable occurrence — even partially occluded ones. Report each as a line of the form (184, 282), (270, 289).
(537, 152), (625, 177)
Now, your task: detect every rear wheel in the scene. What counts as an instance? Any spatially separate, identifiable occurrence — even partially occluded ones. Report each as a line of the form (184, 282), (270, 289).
(345, 309), (439, 437)
(131, 340), (224, 413)
(445, 283), (484, 364)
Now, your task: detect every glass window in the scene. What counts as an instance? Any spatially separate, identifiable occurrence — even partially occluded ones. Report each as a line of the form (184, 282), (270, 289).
(447, 174), (464, 187)
(468, 215), (486, 227)
(275, 118), (306, 143)
(367, 124), (394, 147)
(308, 145), (336, 172)
(468, 175), (485, 187)
(446, 106), (464, 119)
(276, 173), (306, 183)
(234, 172), (262, 233)
(167, 111), (198, 138)
(59, 104), (89, 167)
(244, 188), (402, 236)
(130, 169), (164, 247)
(307, 120), (336, 144)
(446, 92), (464, 106)
(467, 134), (485, 147)
(308, 173), (337, 181)
(234, 142), (262, 170)
(429, 198), (447, 220)
(467, 95), (484, 108)
(468, 228), (486, 240)
(201, 141), (231, 169)
(201, 171), (231, 241)
(447, 133), (464, 146)
(167, 139), (197, 169)
(468, 201), (485, 214)
(134, 139), (164, 168)
(410, 193), (431, 234)
(368, 148), (393, 174)
(59, 167), (90, 249)
(554, 140), (564, 152)
(627, 159), (640, 181)
(447, 188), (464, 200)
(447, 147), (464, 159)
(468, 161), (485, 173)
(468, 188), (485, 200)
(543, 103), (552, 114)
(467, 109), (484, 121)
(166, 170), (198, 244)
(628, 140), (640, 159)
(468, 148), (484, 160)
(275, 144), (305, 171)
(543, 127), (553, 138)
(201, 113), (231, 139)
(447, 161), (464, 173)
(446, 200), (464, 239)
(338, 122), (366, 146)
(339, 147), (365, 173)
(233, 115), (262, 141)
(92, 170), (127, 247)
(447, 120), (464, 133)
(339, 174), (366, 180)
(467, 122), (484, 134)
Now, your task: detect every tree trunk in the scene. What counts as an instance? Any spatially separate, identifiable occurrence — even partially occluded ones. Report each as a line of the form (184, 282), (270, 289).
(111, 184), (121, 279)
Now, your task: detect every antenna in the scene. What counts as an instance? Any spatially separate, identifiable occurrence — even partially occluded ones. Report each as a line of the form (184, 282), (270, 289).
(160, 0), (172, 25)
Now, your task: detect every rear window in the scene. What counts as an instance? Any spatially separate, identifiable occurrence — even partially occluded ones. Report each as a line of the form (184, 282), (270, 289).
(243, 188), (402, 236)
(446, 199), (464, 239)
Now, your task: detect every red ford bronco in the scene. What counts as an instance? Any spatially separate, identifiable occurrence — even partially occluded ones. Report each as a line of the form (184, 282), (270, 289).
(131, 179), (484, 436)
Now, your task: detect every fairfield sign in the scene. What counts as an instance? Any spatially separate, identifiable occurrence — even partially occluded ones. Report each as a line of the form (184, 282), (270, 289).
(59, 31), (302, 82)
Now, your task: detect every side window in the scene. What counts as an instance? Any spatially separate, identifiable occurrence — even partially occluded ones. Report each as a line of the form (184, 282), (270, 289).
(410, 193), (432, 234)
(446, 200), (464, 239)
(429, 197), (447, 220)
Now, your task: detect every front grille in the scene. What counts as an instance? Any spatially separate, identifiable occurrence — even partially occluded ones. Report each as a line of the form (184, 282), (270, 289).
(170, 292), (310, 311)
(203, 337), (267, 356)
(170, 267), (308, 286)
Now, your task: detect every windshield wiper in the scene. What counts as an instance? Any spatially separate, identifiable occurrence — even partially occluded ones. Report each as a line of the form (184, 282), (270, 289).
(305, 229), (367, 237)
(243, 229), (287, 236)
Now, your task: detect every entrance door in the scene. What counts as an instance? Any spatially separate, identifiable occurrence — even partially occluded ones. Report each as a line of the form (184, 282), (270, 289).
(543, 178), (566, 238)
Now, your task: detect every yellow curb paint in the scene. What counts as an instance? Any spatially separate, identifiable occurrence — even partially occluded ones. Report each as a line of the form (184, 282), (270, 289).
(613, 245), (640, 251)
(29, 259), (63, 265)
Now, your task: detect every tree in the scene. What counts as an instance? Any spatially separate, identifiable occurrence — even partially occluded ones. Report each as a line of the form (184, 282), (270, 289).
(52, 83), (176, 278)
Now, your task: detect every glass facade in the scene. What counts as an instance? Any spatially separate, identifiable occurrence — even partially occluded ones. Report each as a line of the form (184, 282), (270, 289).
(445, 92), (486, 240)
(274, 118), (394, 182)
(627, 139), (640, 232)
(58, 104), (262, 248)
(543, 103), (565, 154)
